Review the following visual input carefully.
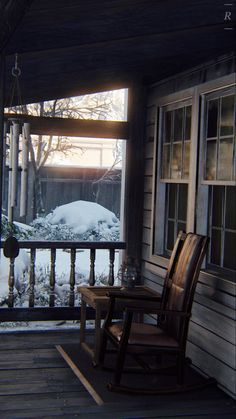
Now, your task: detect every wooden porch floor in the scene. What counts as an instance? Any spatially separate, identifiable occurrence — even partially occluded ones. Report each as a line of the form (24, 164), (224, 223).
(0, 328), (235, 419)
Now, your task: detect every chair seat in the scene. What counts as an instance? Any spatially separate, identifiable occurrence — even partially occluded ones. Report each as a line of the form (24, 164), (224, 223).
(109, 322), (179, 348)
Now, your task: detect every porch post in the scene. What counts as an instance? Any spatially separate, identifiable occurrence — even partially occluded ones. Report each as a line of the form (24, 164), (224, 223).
(124, 83), (146, 265)
(0, 52), (5, 242)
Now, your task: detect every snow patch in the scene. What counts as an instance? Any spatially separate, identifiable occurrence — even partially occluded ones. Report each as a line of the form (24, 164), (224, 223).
(49, 200), (119, 235)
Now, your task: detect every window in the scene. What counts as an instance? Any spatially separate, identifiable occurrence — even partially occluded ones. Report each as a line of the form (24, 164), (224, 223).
(154, 100), (192, 256)
(200, 87), (236, 279)
(152, 78), (236, 282)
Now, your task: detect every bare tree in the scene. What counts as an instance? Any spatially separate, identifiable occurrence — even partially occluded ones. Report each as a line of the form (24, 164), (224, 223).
(6, 91), (125, 216)
(92, 140), (122, 204)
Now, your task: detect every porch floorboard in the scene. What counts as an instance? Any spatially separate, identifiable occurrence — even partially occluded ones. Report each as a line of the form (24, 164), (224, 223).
(0, 328), (235, 418)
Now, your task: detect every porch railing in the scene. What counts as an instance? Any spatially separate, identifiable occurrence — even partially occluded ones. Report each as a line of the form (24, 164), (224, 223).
(0, 240), (126, 322)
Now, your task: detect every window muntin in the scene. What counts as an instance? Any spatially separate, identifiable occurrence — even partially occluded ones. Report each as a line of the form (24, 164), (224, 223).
(162, 105), (192, 180)
(204, 92), (236, 182)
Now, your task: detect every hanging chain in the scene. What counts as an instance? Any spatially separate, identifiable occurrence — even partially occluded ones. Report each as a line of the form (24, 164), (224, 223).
(8, 53), (23, 109)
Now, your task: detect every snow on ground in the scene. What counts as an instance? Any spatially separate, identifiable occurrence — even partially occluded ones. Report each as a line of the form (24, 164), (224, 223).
(0, 247), (121, 330)
(0, 246), (120, 305)
(0, 249), (30, 304)
(0, 200), (122, 329)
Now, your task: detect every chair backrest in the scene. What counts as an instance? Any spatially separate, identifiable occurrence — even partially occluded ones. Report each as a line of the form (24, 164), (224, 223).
(161, 231), (208, 342)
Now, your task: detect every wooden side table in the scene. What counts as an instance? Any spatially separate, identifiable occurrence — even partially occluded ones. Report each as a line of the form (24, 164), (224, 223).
(78, 285), (161, 364)
(78, 286), (122, 363)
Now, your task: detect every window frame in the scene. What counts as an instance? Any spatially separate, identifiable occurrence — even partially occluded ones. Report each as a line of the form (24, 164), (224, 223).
(150, 74), (236, 284)
(151, 88), (198, 266)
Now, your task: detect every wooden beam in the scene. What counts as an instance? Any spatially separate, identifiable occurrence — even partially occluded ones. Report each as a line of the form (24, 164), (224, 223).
(0, 53), (5, 241)
(124, 83), (146, 266)
(4, 113), (129, 139)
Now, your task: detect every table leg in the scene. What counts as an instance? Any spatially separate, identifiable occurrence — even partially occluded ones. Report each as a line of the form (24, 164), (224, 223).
(80, 297), (87, 345)
(94, 305), (102, 364)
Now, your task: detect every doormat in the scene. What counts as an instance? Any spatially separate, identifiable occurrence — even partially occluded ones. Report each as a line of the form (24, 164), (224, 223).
(56, 344), (216, 406)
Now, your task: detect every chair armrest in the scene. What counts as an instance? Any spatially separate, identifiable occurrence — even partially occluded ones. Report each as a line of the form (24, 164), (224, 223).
(124, 305), (191, 318)
(106, 290), (162, 302)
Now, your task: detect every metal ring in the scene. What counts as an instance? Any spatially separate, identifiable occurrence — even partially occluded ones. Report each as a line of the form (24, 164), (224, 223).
(11, 67), (21, 77)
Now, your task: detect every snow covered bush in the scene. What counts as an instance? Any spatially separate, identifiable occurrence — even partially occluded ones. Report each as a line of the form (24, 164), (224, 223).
(29, 200), (120, 241)
(1, 214), (32, 240)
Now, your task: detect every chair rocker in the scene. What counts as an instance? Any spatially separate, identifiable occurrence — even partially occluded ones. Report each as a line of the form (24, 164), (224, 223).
(97, 231), (215, 394)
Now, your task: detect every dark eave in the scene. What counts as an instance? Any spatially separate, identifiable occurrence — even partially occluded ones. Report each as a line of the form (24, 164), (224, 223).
(1, 0), (235, 105)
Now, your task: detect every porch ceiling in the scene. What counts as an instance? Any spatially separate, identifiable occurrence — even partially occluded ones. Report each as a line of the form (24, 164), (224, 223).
(1, 0), (235, 105)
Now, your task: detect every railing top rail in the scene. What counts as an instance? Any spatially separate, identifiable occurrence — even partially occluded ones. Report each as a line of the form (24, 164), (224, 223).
(0, 240), (126, 250)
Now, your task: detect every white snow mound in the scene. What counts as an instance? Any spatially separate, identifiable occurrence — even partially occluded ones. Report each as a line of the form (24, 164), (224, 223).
(49, 200), (119, 235)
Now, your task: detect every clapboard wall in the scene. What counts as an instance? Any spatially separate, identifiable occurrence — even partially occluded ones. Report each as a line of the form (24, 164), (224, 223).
(141, 55), (236, 398)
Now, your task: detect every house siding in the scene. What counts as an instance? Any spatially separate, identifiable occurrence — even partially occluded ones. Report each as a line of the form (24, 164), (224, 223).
(141, 54), (236, 398)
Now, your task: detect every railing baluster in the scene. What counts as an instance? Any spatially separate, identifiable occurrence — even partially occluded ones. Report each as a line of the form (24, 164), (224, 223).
(0, 241), (126, 316)
(89, 248), (96, 286)
(29, 248), (36, 307)
(69, 248), (76, 307)
(49, 248), (56, 307)
(108, 248), (115, 285)
(8, 257), (15, 307)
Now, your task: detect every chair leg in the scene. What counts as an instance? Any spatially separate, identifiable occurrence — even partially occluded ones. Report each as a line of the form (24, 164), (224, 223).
(96, 330), (108, 366)
(113, 342), (127, 385)
(177, 353), (185, 385)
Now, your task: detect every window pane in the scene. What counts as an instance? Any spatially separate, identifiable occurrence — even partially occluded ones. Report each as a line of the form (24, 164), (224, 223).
(210, 229), (221, 266)
(225, 186), (236, 230)
(171, 143), (182, 179)
(168, 184), (176, 218)
(212, 186), (223, 227)
(165, 183), (188, 254)
(173, 108), (183, 141)
(224, 232), (236, 270)
(178, 184), (188, 220)
(218, 138), (233, 180)
(164, 111), (172, 143)
(162, 144), (170, 178)
(183, 141), (190, 179)
(185, 106), (192, 140)
(207, 99), (218, 138)
(220, 95), (234, 136)
(206, 140), (216, 180)
(166, 220), (174, 251)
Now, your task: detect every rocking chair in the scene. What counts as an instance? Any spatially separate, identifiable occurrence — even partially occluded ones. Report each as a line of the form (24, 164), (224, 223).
(98, 231), (214, 394)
